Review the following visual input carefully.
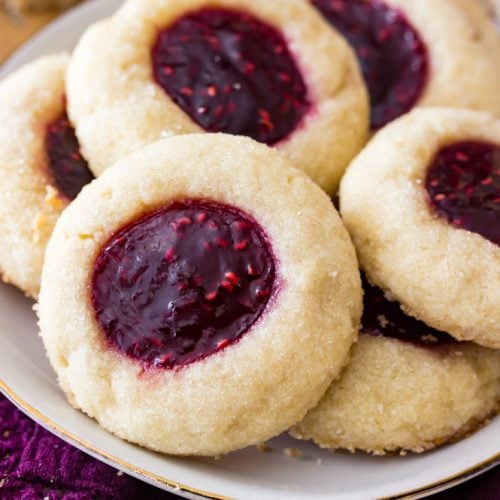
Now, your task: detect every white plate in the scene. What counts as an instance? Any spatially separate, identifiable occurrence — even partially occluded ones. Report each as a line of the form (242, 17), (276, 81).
(0, 1), (498, 498)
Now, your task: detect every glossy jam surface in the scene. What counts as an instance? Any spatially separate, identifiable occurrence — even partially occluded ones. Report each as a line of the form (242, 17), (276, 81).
(312, 0), (428, 129)
(152, 8), (310, 145)
(361, 276), (456, 347)
(91, 201), (276, 369)
(45, 112), (93, 200)
(426, 141), (500, 246)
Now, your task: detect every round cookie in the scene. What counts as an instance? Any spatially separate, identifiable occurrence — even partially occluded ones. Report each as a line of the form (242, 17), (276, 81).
(0, 54), (93, 298)
(38, 133), (362, 456)
(66, 0), (369, 194)
(340, 108), (500, 348)
(311, 0), (500, 129)
(291, 277), (500, 455)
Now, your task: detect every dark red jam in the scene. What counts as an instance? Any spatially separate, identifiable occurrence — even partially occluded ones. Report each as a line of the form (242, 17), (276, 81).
(312, 0), (428, 129)
(425, 141), (500, 246)
(45, 112), (93, 200)
(91, 200), (276, 370)
(151, 8), (310, 145)
(361, 276), (457, 347)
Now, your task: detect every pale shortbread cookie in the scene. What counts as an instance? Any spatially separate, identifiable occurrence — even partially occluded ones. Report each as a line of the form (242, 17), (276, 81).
(385, 0), (500, 114)
(312, 0), (500, 129)
(38, 134), (362, 456)
(66, 0), (369, 194)
(292, 334), (500, 455)
(0, 54), (92, 298)
(340, 108), (500, 348)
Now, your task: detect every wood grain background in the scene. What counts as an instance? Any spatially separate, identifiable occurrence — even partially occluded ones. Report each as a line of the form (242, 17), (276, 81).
(0, 11), (57, 63)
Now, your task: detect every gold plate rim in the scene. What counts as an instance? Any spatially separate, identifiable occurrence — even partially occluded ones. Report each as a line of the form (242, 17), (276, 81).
(1, 379), (498, 500)
(0, 3), (498, 498)
(0, 380), (229, 500)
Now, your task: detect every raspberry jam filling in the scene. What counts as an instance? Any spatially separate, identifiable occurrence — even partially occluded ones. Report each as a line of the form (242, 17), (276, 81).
(361, 276), (456, 347)
(45, 112), (93, 200)
(152, 8), (310, 145)
(425, 141), (500, 246)
(91, 200), (276, 369)
(312, 0), (428, 129)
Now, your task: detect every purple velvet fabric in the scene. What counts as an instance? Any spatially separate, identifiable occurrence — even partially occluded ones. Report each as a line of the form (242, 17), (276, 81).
(0, 392), (498, 499)
(0, 394), (172, 499)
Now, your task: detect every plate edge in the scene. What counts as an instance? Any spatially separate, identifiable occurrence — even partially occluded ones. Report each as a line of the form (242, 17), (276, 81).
(2, 378), (498, 500)
(0, 380), (229, 500)
(0, 0), (498, 497)
(384, 454), (499, 499)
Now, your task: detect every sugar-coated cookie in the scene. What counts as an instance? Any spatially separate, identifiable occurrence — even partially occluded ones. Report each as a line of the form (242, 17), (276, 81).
(0, 54), (93, 297)
(291, 277), (500, 455)
(312, 0), (500, 129)
(38, 134), (362, 456)
(66, 0), (369, 194)
(340, 108), (500, 348)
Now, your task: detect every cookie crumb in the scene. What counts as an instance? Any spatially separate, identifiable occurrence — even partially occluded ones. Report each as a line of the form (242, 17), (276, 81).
(116, 471), (123, 477)
(32, 213), (49, 244)
(284, 447), (304, 458)
(77, 233), (94, 240)
(376, 314), (389, 328)
(421, 334), (438, 343)
(44, 185), (64, 209)
(256, 442), (273, 453)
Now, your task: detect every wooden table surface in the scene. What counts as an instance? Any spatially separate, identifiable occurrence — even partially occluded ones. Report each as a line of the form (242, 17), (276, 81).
(1, 10), (57, 63)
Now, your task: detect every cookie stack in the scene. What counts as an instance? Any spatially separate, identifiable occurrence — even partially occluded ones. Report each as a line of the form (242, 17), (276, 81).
(0, 0), (498, 457)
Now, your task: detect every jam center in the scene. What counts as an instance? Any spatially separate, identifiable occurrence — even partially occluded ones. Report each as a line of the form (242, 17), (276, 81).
(151, 8), (310, 145)
(312, 0), (428, 129)
(91, 200), (276, 369)
(425, 141), (500, 246)
(45, 112), (94, 200)
(361, 276), (456, 347)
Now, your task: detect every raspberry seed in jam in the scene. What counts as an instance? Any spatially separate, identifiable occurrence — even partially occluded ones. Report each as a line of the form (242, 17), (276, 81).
(152, 8), (310, 145)
(425, 141), (500, 246)
(91, 200), (276, 370)
(312, 0), (428, 129)
(45, 112), (94, 200)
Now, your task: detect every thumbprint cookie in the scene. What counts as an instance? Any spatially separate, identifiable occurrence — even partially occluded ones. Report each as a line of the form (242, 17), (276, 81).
(0, 54), (93, 297)
(38, 133), (362, 456)
(66, 0), (369, 194)
(312, 0), (500, 129)
(291, 277), (500, 455)
(340, 108), (500, 348)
